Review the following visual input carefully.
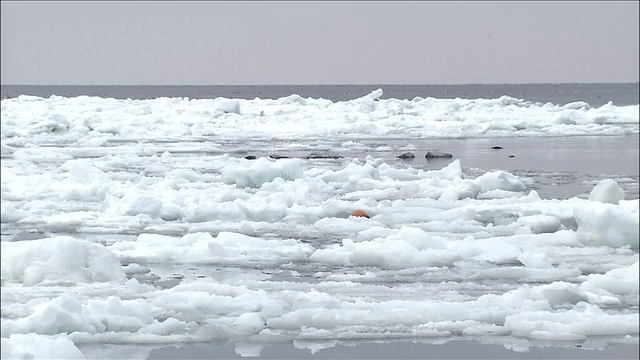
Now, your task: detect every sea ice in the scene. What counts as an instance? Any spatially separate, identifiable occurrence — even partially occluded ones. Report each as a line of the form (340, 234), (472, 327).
(1, 91), (638, 358)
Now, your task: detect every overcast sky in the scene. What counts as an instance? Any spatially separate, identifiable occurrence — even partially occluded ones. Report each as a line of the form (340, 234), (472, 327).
(1, 1), (638, 85)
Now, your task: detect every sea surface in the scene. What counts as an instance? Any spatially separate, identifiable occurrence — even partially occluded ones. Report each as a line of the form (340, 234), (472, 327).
(1, 83), (639, 360)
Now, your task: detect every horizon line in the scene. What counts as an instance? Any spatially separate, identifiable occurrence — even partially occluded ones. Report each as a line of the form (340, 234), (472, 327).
(1, 82), (639, 87)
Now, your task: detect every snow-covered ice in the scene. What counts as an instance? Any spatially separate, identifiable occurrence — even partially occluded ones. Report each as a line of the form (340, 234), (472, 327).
(1, 90), (638, 358)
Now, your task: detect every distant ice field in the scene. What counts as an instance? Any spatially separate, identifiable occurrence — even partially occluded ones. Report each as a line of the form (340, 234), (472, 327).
(1, 89), (638, 359)
(2, 83), (639, 106)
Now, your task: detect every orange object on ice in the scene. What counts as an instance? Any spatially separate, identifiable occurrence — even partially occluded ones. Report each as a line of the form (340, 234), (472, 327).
(351, 209), (370, 218)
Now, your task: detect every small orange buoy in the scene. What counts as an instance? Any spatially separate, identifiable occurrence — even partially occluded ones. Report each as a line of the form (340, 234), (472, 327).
(351, 209), (369, 218)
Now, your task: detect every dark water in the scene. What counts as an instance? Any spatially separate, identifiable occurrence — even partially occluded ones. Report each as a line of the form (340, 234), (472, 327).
(77, 337), (640, 360)
(357, 135), (640, 201)
(2, 83), (639, 106)
(143, 339), (639, 360)
(228, 135), (640, 201)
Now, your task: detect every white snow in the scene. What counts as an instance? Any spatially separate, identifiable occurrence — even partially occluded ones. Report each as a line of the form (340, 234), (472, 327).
(1, 91), (638, 141)
(1, 334), (84, 360)
(1, 91), (638, 358)
(574, 199), (639, 249)
(1, 236), (127, 286)
(589, 178), (626, 204)
(221, 157), (304, 188)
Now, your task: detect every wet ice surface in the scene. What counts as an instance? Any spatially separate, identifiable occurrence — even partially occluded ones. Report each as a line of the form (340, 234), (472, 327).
(1, 93), (638, 359)
(3, 136), (639, 359)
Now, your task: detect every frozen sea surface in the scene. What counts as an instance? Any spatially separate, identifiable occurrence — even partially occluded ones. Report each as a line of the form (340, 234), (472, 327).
(1, 89), (638, 359)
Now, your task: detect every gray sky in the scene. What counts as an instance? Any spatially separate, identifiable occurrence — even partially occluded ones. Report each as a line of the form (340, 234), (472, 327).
(1, 1), (638, 85)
